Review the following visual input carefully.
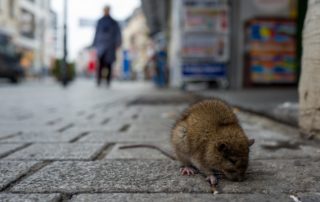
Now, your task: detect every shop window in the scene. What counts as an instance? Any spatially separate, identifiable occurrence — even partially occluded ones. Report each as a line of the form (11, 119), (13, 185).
(20, 9), (36, 39)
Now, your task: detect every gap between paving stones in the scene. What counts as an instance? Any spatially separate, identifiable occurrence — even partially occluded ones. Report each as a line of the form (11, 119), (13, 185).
(0, 143), (32, 159)
(0, 132), (22, 141)
(56, 123), (75, 133)
(1, 161), (52, 192)
(68, 132), (90, 143)
(92, 143), (116, 160)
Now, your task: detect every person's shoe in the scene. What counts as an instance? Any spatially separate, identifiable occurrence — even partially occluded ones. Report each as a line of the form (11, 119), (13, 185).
(106, 80), (111, 88)
(96, 80), (101, 87)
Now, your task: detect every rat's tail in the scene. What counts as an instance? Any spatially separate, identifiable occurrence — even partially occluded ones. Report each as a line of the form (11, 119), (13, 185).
(119, 144), (176, 160)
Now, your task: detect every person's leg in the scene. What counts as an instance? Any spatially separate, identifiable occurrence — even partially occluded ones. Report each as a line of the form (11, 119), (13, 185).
(106, 63), (113, 86)
(96, 56), (104, 86)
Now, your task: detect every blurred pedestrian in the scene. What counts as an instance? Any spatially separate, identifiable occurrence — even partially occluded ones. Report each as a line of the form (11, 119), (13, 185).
(92, 5), (122, 86)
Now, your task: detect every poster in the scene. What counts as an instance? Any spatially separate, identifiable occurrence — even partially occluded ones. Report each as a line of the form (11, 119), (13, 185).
(246, 18), (297, 84)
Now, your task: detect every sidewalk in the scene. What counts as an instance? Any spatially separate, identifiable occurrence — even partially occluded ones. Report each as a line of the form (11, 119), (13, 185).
(0, 80), (319, 202)
(197, 88), (299, 127)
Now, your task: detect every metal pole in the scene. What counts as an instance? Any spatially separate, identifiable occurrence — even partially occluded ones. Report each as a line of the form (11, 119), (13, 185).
(61, 0), (68, 86)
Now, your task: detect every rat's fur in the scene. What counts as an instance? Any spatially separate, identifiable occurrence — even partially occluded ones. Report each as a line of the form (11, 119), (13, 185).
(171, 99), (254, 181)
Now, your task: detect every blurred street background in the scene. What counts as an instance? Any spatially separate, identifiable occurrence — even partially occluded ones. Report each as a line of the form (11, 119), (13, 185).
(1, 0), (320, 201)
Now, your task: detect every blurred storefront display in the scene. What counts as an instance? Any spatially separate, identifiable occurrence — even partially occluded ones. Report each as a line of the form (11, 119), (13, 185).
(167, 0), (301, 89)
(244, 18), (297, 86)
(181, 0), (229, 87)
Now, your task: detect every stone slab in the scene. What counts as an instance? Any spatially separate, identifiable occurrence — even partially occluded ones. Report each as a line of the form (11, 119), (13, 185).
(0, 129), (21, 139)
(128, 122), (172, 135)
(0, 161), (38, 190)
(251, 144), (320, 160)
(0, 144), (25, 158)
(0, 194), (61, 202)
(69, 121), (128, 133)
(78, 131), (170, 143)
(297, 193), (320, 202)
(10, 160), (210, 193)
(244, 128), (290, 141)
(105, 143), (173, 160)
(10, 159), (320, 194)
(71, 193), (292, 202)
(0, 131), (84, 143)
(5, 143), (105, 160)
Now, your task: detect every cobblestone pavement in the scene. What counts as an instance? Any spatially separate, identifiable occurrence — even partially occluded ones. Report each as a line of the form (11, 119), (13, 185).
(0, 79), (319, 202)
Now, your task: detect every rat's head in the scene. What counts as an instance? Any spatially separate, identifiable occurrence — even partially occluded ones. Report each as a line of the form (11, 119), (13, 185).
(207, 138), (255, 182)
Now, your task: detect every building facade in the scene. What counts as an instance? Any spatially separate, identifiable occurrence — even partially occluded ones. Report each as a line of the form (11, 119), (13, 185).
(0, 0), (56, 75)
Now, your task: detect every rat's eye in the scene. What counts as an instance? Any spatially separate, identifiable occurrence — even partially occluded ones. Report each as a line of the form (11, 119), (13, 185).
(228, 158), (237, 165)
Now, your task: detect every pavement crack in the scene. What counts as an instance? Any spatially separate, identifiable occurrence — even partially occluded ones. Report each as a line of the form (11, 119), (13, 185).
(132, 114), (139, 120)
(46, 118), (63, 126)
(118, 124), (131, 132)
(57, 123), (74, 133)
(1, 160), (52, 192)
(58, 193), (73, 202)
(92, 143), (115, 160)
(101, 118), (110, 125)
(0, 143), (32, 159)
(0, 132), (22, 141)
(86, 114), (96, 120)
(69, 132), (90, 143)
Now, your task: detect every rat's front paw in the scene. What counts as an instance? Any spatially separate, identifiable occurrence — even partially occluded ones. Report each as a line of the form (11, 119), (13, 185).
(180, 166), (197, 176)
(206, 175), (218, 186)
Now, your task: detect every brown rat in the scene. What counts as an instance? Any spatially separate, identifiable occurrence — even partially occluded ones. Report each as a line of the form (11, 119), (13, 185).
(171, 99), (254, 183)
(120, 98), (254, 192)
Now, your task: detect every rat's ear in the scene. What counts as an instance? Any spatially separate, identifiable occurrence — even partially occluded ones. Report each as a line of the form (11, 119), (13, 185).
(248, 139), (255, 147)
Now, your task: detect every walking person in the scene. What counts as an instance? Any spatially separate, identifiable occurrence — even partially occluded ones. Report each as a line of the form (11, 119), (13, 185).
(92, 5), (122, 86)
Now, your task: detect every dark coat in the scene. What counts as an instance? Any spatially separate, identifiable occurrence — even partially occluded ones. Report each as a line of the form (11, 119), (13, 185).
(93, 16), (122, 64)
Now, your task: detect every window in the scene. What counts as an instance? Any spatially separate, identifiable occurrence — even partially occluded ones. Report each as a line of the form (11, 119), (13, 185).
(20, 9), (36, 39)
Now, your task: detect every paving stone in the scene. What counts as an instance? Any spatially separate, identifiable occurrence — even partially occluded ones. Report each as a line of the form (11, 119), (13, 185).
(0, 144), (25, 157)
(0, 131), (84, 143)
(297, 193), (320, 202)
(105, 143), (173, 160)
(10, 160), (211, 193)
(251, 144), (320, 160)
(0, 161), (38, 190)
(0, 194), (61, 202)
(128, 122), (173, 134)
(245, 129), (290, 141)
(220, 159), (320, 194)
(71, 120), (130, 133)
(71, 193), (292, 202)
(4, 143), (105, 160)
(10, 159), (320, 194)
(0, 129), (21, 139)
(78, 131), (170, 143)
